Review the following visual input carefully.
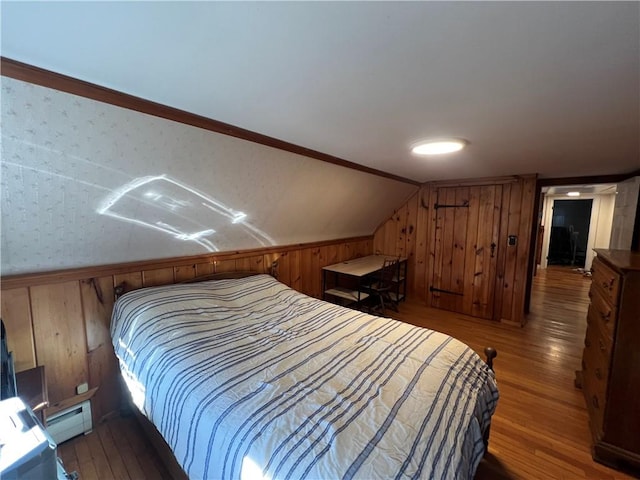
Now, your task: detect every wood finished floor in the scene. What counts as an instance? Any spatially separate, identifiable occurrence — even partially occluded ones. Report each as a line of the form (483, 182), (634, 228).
(59, 267), (635, 479)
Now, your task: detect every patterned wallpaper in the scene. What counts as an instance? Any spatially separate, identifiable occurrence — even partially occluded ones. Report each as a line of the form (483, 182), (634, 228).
(1, 77), (417, 275)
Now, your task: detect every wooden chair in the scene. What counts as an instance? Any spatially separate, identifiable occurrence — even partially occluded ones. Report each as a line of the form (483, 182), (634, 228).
(365, 258), (399, 315)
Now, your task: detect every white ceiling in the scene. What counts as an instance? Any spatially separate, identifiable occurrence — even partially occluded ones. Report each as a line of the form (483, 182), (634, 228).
(2, 1), (638, 183)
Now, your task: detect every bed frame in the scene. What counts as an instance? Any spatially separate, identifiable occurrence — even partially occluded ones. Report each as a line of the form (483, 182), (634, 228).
(113, 271), (497, 480)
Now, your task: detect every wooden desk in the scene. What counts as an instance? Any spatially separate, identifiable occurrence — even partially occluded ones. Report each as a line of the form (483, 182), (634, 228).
(16, 365), (49, 423)
(322, 255), (407, 307)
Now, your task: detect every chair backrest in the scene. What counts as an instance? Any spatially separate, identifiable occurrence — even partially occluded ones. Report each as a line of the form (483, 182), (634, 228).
(378, 258), (399, 289)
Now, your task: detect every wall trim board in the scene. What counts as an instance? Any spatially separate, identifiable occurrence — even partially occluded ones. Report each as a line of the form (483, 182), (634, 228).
(537, 172), (640, 187)
(424, 174), (534, 188)
(0, 235), (373, 290)
(0, 57), (419, 186)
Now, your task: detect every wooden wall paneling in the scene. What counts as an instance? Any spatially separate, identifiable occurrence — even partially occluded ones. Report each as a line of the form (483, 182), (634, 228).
(142, 268), (175, 287)
(462, 187), (481, 316)
(261, 252), (278, 277)
(493, 183), (512, 324)
(324, 244), (340, 270)
(384, 212), (397, 255)
(489, 184), (503, 320)
(356, 239), (372, 259)
(412, 187), (429, 301)
(1, 288), (36, 372)
(299, 248), (314, 297)
(373, 220), (387, 254)
(0, 237), (373, 291)
(500, 180), (523, 323)
(369, 175), (536, 324)
(440, 188), (458, 311)
(81, 277), (120, 421)
(113, 272), (143, 295)
(311, 247), (324, 298)
(511, 176), (536, 325)
(425, 187), (440, 307)
(420, 186), (438, 303)
(349, 240), (363, 260)
(338, 242), (351, 262)
(452, 187), (469, 313)
(288, 249), (302, 291)
(394, 204), (408, 258)
(471, 186), (494, 318)
(195, 261), (215, 276)
(430, 188), (445, 309)
(471, 185), (501, 319)
(82, 278), (115, 352)
(213, 259), (235, 273)
(269, 252), (289, 285)
(30, 281), (88, 404)
(174, 265), (196, 282)
(234, 255), (264, 272)
(403, 192), (418, 295)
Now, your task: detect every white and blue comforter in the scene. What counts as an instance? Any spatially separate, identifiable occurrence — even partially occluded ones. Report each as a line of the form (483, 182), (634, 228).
(111, 274), (498, 480)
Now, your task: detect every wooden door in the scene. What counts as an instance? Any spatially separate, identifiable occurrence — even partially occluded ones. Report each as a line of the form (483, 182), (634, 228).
(431, 185), (502, 319)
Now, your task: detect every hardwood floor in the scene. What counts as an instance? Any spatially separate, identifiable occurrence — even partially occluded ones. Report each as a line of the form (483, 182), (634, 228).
(59, 266), (634, 479)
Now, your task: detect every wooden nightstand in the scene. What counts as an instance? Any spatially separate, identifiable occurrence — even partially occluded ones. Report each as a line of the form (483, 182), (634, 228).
(16, 365), (49, 424)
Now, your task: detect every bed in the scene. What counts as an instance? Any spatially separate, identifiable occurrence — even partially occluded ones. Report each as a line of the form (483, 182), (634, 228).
(111, 273), (498, 480)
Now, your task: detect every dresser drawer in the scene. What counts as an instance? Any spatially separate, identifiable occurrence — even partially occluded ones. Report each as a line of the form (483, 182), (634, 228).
(582, 335), (609, 389)
(591, 257), (621, 306)
(582, 369), (606, 439)
(587, 287), (616, 343)
(582, 330), (609, 439)
(584, 317), (612, 363)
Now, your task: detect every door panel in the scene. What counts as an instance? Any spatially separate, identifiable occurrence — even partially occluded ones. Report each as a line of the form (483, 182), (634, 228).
(431, 186), (501, 319)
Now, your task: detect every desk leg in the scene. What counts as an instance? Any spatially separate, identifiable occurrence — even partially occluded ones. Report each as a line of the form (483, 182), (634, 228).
(322, 270), (326, 300)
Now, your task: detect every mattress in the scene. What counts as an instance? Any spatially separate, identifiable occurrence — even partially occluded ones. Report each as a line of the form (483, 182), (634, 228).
(111, 274), (498, 480)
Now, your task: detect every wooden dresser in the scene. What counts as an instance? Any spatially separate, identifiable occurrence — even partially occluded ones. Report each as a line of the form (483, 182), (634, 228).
(579, 249), (640, 474)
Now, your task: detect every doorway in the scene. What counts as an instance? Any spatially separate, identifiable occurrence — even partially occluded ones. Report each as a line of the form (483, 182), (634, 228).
(547, 199), (593, 267)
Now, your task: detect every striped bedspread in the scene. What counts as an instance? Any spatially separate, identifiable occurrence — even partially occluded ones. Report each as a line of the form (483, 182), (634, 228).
(111, 274), (498, 480)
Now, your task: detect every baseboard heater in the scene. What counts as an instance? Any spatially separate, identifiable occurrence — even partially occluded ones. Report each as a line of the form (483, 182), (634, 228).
(46, 400), (92, 444)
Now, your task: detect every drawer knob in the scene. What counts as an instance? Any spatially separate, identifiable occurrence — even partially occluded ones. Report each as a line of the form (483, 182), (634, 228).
(602, 278), (615, 290)
(601, 310), (611, 322)
(592, 395), (599, 409)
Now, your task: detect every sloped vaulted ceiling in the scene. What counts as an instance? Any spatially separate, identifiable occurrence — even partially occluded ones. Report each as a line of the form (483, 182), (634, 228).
(1, 77), (417, 275)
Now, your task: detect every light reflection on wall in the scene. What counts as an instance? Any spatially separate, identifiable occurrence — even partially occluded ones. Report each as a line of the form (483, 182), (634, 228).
(1, 76), (418, 275)
(97, 175), (274, 252)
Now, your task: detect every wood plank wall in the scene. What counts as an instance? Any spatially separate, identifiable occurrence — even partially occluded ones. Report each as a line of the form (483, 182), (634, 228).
(0, 236), (372, 423)
(374, 175), (536, 325)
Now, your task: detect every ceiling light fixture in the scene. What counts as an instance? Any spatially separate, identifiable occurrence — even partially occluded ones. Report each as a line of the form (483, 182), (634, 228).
(412, 139), (467, 155)
(567, 191), (581, 197)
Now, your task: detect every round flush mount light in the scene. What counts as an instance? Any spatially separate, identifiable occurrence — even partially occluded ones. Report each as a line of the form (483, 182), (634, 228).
(411, 139), (468, 155)
(567, 191), (581, 197)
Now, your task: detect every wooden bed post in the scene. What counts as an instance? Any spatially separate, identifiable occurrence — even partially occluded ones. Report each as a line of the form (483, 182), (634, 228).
(484, 347), (497, 371)
(483, 346), (497, 453)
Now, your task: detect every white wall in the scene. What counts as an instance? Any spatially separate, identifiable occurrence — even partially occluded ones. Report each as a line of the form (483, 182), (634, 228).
(0, 77), (418, 275)
(540, 193), (615, 270)
(609, 176), (640, 250)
